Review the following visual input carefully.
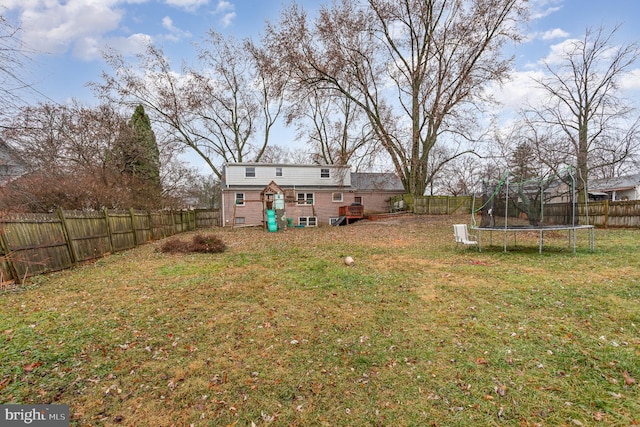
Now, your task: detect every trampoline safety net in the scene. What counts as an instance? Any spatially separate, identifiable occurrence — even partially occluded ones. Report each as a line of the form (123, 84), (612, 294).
(474, 169), (582, 229)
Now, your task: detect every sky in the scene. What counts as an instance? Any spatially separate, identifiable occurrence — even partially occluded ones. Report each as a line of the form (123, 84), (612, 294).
(2, 0), (640, 172)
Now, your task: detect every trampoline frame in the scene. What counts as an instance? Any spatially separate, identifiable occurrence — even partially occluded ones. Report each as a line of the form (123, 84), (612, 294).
(474, 225), (594, 254)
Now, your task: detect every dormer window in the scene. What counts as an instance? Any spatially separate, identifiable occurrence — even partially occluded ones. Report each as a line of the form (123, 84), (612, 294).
(320, 168), (330, 178)
(276, 167), (283, 177)
(245, 167), (256, 178)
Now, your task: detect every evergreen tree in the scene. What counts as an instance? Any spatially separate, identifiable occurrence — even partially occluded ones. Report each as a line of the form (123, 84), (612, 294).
(116, 105), (162, 208)
(131, 104), (160, 186)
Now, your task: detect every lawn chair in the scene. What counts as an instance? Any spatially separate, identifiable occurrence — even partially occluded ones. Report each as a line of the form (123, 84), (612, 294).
(453, 224), (478, 249)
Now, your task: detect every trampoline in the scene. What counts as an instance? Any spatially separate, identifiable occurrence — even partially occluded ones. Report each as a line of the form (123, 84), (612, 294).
(471, 168), (595, 254)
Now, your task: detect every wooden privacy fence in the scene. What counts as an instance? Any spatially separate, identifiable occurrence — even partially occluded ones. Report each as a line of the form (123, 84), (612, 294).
(578, 200), (640, 228)
(0, 208), (220, 284)
(403, 196), (640, 228)
(490, 200), (640, 228)
(413, 196), (477, 215)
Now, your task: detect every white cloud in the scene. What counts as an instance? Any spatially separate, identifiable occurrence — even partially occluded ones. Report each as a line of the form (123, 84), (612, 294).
(72, 33), (151, 60)
(213, 0), (233, 14)
(522, 28), (569, 44)
(220, 12), (236, 28)
(620, 69), (640, 91)
(212, 0), (235, 27)
(541, 28), (569, 40)
(528, 0), (563, 20)
(161, 15), (192, 41)
(164, 0), (209, 12)
(489, 70), (549, 111)
(16, 0), (124, 56)
(72, 37), (101, 61)
(162, 16), (176, 31)
(107, 33), (152, 55)
(541, 38), (580, 65)
(1, 0), (196, 60)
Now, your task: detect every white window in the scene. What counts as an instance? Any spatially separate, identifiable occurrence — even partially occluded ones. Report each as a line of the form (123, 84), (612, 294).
(235, 217), (245, 225)
(245, 167), (256, 178)
(329, 217), (340, 225)
(297, 192), (314, 205)
(275, 167), (283, 177)
(299, 216), (317, 227)
(235, 193), (245, 206)
(332, 192), (343, 203)
(320, 168), (330, 178)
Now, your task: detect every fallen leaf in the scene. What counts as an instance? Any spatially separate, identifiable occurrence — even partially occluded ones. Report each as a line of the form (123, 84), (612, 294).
(593, 412), (606, 421)
(23, 362), (42, 372)
(623, 371), (636, 386)
(476, 357), (489, 366)
(495, 384), (507, 397)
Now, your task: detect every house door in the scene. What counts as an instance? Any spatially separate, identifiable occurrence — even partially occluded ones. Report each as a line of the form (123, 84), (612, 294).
(264, 193), (274, 210)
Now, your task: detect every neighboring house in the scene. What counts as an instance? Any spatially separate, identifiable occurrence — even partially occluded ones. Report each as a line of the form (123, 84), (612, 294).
(220, 163), (404, 227)
(589, 173), (640, 201)
(0, 139), (26, 185)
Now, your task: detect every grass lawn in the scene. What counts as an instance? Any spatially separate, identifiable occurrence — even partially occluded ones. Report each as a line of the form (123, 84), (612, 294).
(1, 214), (638, 426)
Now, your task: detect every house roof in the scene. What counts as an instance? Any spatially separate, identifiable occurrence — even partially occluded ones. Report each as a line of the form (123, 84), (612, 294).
(223, 162), (350, 169)
(350, 172), (404, 192)
(590, 173), (640, 192)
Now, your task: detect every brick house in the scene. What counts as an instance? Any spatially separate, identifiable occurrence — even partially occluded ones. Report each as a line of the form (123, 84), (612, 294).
(220, 163), (404, 227)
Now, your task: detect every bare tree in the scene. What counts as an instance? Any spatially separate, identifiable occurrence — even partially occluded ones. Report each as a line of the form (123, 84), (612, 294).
(525, 25), (640, 201)
(0, 15), (30, 124)
(287, 85), (382, 170)
(94, 32), (287, 179)
(264, 0), (527, 196)
(588, 124), (640, 179)
(431, 152), (483, 196)
(0, 101), (195, 211)
(188, 32), (260, 164)
(1, 102), (128, 210)
(245, 37), (289, 162)
(94, 44), (219, 177)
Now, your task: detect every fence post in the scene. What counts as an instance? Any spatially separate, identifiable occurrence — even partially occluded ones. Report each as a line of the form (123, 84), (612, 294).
(57, 208), (78, 266)
(603, 199), (609, 228)
(104, 208), (114, 253)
